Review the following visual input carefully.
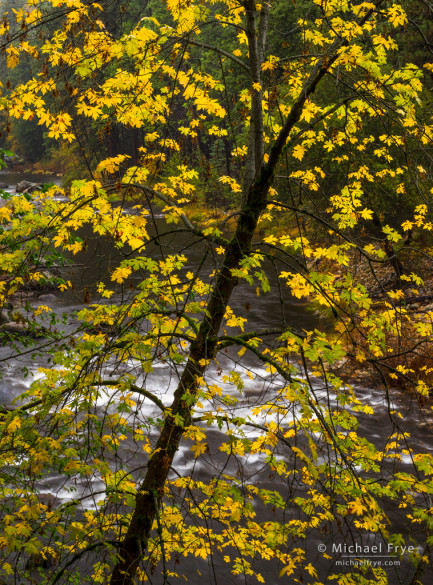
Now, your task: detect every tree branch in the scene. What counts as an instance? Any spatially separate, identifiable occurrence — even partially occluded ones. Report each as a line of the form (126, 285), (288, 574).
(185, 39), (249, 72)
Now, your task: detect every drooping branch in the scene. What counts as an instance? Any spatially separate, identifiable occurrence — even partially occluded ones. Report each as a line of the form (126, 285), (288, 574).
(93, 381), (168, 412)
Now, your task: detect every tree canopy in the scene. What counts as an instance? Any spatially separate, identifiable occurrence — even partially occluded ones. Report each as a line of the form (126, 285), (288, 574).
(1, 0), (433, 584)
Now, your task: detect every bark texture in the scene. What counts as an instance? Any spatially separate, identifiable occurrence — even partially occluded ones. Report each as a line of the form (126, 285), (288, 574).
(242, 0), (266, 202)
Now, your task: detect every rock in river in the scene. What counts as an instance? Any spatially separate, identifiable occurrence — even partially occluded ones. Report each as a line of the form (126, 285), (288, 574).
(1, 321), (47, 338)
(38, 293), (57, 302)
(15, 180), (42, 194)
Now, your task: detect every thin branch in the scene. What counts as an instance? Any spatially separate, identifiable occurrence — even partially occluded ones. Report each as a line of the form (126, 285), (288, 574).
(94, 381), (167, 412)
(216, 327), (293, 350)
(186, 39), (249, 72)
(122, 183), (229, 246)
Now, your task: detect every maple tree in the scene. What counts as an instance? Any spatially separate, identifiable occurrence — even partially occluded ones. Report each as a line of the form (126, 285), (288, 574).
(1, 0), (433, 584)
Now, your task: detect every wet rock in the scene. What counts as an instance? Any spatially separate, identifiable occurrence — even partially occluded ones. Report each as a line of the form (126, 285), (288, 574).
(16, 181), (44, 194)
(0, 321), (48, 338)
(0, 309), (11, 323)
(15, 180), (36, 193)
(37, 492), (58, 508)
(2, 321), (27, 334)
(0, 182), (8, 189)
(38, 293), (57, 302)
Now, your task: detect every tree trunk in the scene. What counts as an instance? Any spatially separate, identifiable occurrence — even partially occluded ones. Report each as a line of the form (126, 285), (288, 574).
(109, 3), (377, 583)
(241, 0), (266, 204)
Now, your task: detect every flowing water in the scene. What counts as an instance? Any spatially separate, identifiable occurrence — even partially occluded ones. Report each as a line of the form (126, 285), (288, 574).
(0, 171), (432, 584)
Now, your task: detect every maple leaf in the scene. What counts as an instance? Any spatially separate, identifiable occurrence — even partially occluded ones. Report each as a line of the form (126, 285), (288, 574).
(191, 442), (207, 458)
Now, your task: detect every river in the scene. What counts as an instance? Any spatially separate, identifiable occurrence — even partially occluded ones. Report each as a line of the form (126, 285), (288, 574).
(0, 171), (432, 585)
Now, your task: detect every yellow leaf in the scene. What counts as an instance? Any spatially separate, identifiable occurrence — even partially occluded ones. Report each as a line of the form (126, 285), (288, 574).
(191, 442), (207, 458)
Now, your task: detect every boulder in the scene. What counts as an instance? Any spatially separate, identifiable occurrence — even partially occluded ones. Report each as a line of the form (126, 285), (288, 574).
(38, 293), (57, 302)
(0, 310), (11, 323)
(16, 180), (35, 193)
(16, 181), (43, 194)
(1, 321), (27, 334)
(1, 321), (48, 339)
